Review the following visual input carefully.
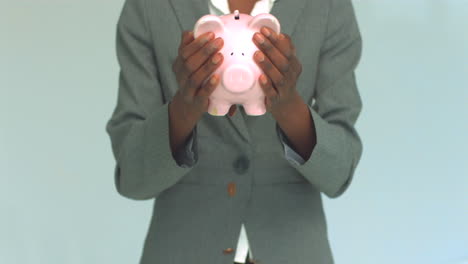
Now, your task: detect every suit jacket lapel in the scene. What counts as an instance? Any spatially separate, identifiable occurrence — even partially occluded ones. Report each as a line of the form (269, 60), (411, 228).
(169, 0), (307, 143)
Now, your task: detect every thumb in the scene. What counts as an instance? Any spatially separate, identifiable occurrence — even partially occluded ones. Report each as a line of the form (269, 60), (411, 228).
(228, 105), (237, 117)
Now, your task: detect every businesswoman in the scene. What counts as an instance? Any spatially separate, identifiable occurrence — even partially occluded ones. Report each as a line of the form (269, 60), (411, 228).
(105, 0), (363, 263)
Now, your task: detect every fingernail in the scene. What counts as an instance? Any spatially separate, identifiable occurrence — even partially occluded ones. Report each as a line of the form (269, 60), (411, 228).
(255, 33), (264, 44)
(256, 51), (264, 62)
(261, 27), (270, 37)
(212, 54), (221, 64)
(260, 75), (267, 84)
(210, 75), (217, 85)
(214, 37), (223, 48)
(202, 32), (214, 44)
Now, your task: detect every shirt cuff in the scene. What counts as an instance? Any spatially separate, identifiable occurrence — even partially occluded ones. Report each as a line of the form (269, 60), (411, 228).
(173, 126), (198, 168)
(276, 122), (307, 166)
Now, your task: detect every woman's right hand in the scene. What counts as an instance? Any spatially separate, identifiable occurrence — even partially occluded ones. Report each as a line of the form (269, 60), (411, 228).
(171, 30), (224, 122)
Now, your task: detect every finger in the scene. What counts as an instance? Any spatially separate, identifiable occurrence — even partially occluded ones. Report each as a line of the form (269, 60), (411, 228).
(254, 50), (286, 93)
(285, 34), (297, 56)
(179, 31), (213, 58)
(253, 30), (290, 74)
(275, 33), (297, 71)
(175, 38), (223, 97)
(186, 52), (223, 97)
(228, 105), (237, 117)
(261, 26), (279, 46)
(259, 74), (277, 112)
(180, 30), (194, 49)
(173, 32), (216, 76)
(273, 33), (302, 75)
(196, 73), (220, 109)
(173, 31), (194, 74)
(259, 74), (277, 100)
(276, 33), (295, 60)
(183, 37), (223, 81)
(173, 31), (214, 75)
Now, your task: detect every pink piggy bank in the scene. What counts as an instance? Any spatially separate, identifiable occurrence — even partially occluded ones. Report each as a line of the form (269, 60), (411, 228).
(193, 10), (281, 116)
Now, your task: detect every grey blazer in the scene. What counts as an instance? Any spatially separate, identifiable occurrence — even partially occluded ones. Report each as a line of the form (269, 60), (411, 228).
(105, 0), (363, 263)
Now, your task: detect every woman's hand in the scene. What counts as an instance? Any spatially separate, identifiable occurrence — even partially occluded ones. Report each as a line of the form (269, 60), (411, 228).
(227, 104), (237, 117)
(171, 30), (225, 122)
(252, 26), (303, 117)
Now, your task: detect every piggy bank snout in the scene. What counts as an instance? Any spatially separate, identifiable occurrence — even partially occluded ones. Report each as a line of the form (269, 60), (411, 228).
(222, 65), (255, 93)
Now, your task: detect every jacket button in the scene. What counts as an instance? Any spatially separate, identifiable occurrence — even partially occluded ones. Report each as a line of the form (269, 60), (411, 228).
(223, 247), (234, 254)
(233, 155), (250, 174)
(227, 182), (236, 197)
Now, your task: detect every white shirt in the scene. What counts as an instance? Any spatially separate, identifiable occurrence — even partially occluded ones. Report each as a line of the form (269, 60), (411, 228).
(208, 1), (277, 263)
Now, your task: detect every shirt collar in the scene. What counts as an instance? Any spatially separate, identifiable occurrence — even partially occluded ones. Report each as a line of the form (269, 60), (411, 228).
(209, 0), (277, 16)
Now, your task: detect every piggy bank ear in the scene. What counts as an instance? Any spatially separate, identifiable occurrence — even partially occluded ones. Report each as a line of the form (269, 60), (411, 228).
(248, 13), (280, 34)
(193, 15), (225, 38)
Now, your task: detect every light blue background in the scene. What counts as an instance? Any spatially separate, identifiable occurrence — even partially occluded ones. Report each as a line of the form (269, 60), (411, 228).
(1, 0), (467, 263)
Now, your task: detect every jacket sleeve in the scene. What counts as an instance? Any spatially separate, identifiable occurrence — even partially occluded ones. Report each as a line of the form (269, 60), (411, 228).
(105, 0), (198, 200)
(277, 0), (363, 199)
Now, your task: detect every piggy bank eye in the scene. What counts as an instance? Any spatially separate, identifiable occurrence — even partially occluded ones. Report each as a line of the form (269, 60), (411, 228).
(231, 52), (233, 56)
(242, 53), (244, 56)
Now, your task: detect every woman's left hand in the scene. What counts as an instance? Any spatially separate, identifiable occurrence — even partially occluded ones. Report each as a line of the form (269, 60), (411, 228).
(227, 27), (302, 118)
(253, 26), (303, 117)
